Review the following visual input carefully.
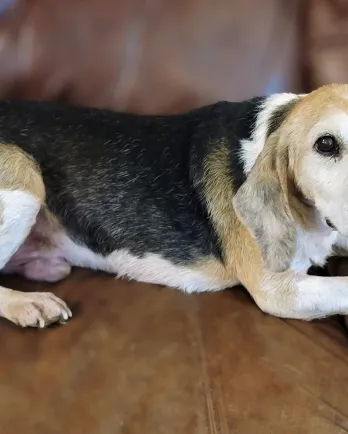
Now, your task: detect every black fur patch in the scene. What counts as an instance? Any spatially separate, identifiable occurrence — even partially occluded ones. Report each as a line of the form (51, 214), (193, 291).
(266, 98), (299, 138)
(0, 97), (265, 265)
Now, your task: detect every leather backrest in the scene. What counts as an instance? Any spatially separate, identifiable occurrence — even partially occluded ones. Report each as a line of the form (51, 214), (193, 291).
(0, 0), (302, 113)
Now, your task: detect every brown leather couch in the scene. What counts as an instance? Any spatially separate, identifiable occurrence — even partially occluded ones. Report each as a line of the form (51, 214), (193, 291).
(1, 1), (348, 433)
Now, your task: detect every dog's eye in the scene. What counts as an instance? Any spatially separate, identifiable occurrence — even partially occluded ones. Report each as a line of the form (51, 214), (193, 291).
(314, 135), (339, 156)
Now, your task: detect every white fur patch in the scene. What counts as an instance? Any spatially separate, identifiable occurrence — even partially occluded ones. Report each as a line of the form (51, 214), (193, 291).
(290, 224), (338, 272)
(107, 250), (237, 292)
(293, 274), (348, 319)
(55, 232), (237, 292)
(308, 110), (348, 145)
(240, 92), (302, 174)
(0, 189), (40, 268)
(299, 110), (348, 237)
(25, 228), (239, 292)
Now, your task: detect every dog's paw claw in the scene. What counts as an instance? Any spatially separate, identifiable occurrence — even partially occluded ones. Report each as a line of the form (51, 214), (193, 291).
(5, 292), (71, 328)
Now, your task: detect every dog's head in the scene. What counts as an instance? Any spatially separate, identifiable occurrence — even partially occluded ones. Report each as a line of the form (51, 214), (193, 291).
(233, 84), (348, 272)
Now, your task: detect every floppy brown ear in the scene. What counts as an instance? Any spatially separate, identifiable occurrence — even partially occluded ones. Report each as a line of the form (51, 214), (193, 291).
(233, 138), (297, 272)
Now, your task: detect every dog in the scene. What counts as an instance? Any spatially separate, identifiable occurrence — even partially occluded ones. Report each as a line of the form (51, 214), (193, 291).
(0, 83), (348, 328)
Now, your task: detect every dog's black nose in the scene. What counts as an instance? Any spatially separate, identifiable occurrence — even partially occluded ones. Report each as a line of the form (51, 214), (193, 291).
(325, 218), (336, 230)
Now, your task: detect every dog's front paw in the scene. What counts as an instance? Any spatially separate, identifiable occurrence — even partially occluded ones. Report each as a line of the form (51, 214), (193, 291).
(3, 291), (72, 328)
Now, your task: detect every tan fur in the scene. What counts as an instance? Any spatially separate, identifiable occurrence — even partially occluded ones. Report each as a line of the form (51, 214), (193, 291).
(193, 256), (237, 284)
(230, 221), (298, 312)
(201, 140), (237, 266)
(194, 206), (295, 311)
(0, 144), (45, 201)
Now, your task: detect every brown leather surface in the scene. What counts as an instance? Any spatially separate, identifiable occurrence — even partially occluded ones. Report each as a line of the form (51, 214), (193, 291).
(1, 0), (348, 433)
(0, 269), (348, 434)
(0, 0), (302, 113)
(308, 0), (348, 88)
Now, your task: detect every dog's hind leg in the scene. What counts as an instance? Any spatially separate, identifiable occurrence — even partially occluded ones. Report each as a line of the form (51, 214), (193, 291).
(0, 144), (71, 328)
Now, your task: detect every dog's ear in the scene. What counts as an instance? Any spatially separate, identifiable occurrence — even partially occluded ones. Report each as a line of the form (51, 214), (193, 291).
(233, 135), (298, 272)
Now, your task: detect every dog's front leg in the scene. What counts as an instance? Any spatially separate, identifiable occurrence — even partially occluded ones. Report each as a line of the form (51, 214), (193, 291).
(253, 272), (348, 320)
(235, 230), (348, 320)
(0, 145), (71, 327)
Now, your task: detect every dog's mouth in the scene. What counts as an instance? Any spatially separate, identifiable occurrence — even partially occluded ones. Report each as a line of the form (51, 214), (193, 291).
(325, 218), (337, 231)
(295, 190), (338, 232)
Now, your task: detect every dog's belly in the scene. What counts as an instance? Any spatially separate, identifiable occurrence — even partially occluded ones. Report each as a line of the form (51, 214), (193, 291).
(2, 212), (238, 292)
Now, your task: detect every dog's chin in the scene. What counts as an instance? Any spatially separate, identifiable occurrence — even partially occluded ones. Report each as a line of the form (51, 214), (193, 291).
(324, 218), (348, 236)
(337, 228), (348, 237)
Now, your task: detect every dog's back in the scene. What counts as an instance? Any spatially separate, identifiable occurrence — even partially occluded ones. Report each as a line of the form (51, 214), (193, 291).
(0, 98), (261, 264)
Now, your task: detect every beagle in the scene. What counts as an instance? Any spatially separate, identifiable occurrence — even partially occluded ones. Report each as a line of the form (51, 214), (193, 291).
(1, 83), (348, 328)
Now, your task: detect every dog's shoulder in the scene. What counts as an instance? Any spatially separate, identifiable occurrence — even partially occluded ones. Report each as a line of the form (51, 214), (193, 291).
(189, 96), (267, 200)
